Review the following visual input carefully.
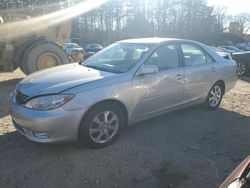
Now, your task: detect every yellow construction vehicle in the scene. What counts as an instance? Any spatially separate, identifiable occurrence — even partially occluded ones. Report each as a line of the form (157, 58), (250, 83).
(0, 12), (82, 74)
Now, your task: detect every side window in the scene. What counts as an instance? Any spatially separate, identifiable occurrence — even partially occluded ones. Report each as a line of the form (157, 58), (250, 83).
(108, 48), (127, 61)
(145, 44), (180, 71)
(206, 54), (215, 64)
(132, 48), (147, 61)
(181, 44), (206, 66)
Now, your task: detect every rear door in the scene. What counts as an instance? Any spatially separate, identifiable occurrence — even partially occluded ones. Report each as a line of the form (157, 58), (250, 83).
(180, 43), (218, 104)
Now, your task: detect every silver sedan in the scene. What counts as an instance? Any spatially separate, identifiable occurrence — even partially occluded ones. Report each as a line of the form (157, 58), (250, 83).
(9, 38), (237, 148)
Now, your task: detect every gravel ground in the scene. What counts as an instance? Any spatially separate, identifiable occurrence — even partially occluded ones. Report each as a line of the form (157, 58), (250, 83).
(0, 70), (249, 188)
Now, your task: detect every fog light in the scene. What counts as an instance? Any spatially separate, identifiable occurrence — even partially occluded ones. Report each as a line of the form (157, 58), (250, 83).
(32, 131), (53, 139)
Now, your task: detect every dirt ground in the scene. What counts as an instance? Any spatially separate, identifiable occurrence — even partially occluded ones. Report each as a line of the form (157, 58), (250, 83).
(0, 69), (249, 188)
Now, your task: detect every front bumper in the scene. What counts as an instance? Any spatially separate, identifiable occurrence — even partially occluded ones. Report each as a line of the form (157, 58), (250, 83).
(9, 93), (87, 143)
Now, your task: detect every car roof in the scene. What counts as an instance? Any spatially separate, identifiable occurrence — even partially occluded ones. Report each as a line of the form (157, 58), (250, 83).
(86, 43), (102, 45)
(66, 43), (78, 45)
(220, 46), (235, 48)
(118, 37), (197, 44)
(117, 38), (225, 62)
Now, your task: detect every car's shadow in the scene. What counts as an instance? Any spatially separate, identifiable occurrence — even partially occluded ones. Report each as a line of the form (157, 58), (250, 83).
(240, 76), (250, 83)
(0, 105), (249, 188)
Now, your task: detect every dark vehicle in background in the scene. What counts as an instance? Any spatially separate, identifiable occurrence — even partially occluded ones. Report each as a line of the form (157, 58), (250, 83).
(84, 43), (104, 58)
(63, 43), (85, 62)
(84, 43), (103, 53)
(212, 45), (250, 76)
(217, 47), (234, 53)
(218, 46), (244, 53)
(64, 43), (83, 55)
(232, 52), (250, 76)
(220, 156), (250, 188)
(236, 43), (250, 51)
(209, 46), (233, 60)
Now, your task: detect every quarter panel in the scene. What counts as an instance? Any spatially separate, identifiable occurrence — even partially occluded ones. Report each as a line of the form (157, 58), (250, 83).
(220, 60), (237, 93)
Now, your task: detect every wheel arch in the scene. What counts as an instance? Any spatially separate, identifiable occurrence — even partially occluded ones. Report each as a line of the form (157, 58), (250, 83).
(77, 99), (129, 144)
(81, 99), (129, 126)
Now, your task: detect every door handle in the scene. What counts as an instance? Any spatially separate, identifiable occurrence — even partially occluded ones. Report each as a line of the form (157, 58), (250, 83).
(175, 74), (183, 80)
(211, 67), (216, 72)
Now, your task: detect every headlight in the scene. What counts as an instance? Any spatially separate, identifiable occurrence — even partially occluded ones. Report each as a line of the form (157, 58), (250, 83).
(24, 94), (74, 111)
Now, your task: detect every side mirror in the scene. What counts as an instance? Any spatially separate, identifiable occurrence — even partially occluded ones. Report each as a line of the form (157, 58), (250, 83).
(137, 64), (158, 76)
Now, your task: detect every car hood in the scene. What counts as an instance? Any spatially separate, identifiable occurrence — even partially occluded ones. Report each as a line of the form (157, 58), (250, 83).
(17, 63), (115, 96)
(232, 51), (250, 55)
(68, 47), (83, 51)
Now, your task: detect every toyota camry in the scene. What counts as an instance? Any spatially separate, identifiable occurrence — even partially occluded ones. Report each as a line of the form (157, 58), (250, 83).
(9, 38), (237, 148)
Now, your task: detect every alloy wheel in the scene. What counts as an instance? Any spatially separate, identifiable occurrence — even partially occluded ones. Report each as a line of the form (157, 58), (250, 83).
(237, 63), (246, 76)
(208, 85), (222, 107)
(89, 111), (119, 144)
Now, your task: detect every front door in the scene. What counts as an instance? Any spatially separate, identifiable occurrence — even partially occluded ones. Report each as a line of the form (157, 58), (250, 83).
(131, 43), (185, 120)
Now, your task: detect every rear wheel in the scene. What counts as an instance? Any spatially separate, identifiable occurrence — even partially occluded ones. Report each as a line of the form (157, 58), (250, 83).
(237, 63), (246, 76)
(78, 103), (126, 148)
(21, 41), (69, 74)
(15, 37), (45, 70)
(204, 83), (223, 110)
(18, 39), (45, 74)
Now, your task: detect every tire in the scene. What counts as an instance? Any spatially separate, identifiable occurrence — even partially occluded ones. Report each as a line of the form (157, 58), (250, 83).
(14, 36), (45, 68)
(78, 103), (126, 148)
(204, 83), (223, 110)
(237, 63), (246, 76)
(18, 39), (46, 74)
(21, 40), (69, 74)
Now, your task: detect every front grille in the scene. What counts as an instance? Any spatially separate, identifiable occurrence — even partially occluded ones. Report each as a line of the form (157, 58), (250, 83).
(16, 90), (29, 104)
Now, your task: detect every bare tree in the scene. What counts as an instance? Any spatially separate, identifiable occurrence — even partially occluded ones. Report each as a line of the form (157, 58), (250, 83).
(213, 6), (229, 32)
(234, 13), (250, 36)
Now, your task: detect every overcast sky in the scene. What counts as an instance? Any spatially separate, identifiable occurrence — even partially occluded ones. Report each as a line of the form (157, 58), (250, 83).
(207, 0), (250, 15)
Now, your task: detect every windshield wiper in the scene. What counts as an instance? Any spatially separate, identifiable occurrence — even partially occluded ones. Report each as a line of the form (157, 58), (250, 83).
(84, 64), (99, 70)
(84, 65), (123, 74)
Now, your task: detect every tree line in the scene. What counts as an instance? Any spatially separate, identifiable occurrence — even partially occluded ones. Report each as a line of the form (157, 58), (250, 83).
(0, 0), (249, 45)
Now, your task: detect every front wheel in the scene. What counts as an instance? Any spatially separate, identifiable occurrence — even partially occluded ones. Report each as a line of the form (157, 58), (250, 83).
(78, 103), (126, 148)
(204, 84), (223, 110)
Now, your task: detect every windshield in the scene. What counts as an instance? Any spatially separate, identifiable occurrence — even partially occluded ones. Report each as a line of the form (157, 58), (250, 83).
(227, 46), (243, 51)
(209, 46), (222, 52)
(64, 43), (80, 49)
(83, 43), (152, 73)
(87, 44), (103, 48)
